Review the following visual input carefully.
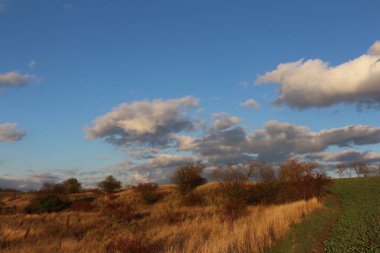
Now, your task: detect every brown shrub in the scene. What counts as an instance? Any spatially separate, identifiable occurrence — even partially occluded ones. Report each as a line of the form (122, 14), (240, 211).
(108, 234), (163, 253)
(133, 183), (162, 204)
(247, 183), (279, 204)
(100, 200), (136, 222)
(214, 164), (249, 203)
(172, 162), (207, 195)
(181, 192), (204, 206)
(70, 200), (94, 212)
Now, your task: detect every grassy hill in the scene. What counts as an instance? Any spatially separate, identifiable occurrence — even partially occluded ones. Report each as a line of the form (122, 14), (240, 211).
(268, 176), (380, 253)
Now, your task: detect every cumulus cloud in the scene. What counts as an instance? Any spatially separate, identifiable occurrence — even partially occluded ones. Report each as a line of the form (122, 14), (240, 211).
(83, 96), (380, 183)
(210, 113), (242, 131)
(307, 149), (380, 164)
(0, 123), (26, 143)
(111, 119), (380, 182)
(193, 127), (252, 164)
(176, 120), (380, 164)
(256, 41), (380, 109)
(85, 96), (199, 148)
(240, 99), (260, 109)
(175, 135), (197, 151)
(247, 120), (380, 161)
(0, 71), (36, 90)
(368, 41), (380, 56)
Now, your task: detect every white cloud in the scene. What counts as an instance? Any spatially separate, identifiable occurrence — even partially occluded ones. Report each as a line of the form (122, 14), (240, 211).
(85, 96), (199, 148)
(175, 135), (197, 151)
(368, 41), (380, 56)
(210, 112), (242, 131)
(240, 99), (260, 109)
(247, 120), (380, 161)
(0, 71), (36, 90)
(256, 41), (380, 109)
(0, 123), (26, 143)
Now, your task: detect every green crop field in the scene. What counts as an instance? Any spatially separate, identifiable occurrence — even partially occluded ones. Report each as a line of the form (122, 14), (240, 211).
(324, 177), (380, 253)
(269, 176), (380, 253)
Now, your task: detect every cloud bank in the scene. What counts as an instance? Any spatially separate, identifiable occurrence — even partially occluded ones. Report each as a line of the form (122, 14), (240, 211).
(256, 41), (380, 109)
(307, 149), (380, 164)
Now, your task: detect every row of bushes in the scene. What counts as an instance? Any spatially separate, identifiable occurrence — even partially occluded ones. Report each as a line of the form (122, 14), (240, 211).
(24, 159), (331, 214)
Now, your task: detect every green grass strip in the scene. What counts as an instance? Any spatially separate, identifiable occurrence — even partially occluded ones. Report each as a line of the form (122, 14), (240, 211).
(267, 193), (340, 253)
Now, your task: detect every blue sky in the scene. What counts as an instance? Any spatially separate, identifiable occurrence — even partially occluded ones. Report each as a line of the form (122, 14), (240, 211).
(1, 0), (380, 189)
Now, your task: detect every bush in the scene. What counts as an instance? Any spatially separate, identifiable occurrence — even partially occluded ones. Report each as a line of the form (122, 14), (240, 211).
(172, 162), (207, 195)
(100, 200), (136, 222)
(25, 193), (70, 213)
(39, 182), (66, 194)
(108, 234), (162, 253)
(276, 159), (332, 203)
(98, 175), (122, 194)
(62, 178), (82, 194)
(133, 183), (161, 204)
(181, 191), (204, 206)
(246, 182), (279, 204)
(70, 200), (94, 212)
(214, 164), (249, 203)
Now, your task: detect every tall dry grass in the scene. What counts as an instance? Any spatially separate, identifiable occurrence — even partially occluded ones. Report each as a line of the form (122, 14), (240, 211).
(0, 186), (322, 253)
(149, 198), (322, 253)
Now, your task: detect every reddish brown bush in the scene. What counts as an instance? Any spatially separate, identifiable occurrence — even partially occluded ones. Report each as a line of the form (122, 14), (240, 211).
(108, 234), (163, 253)
(133, 183), (162, 204)
(246, 183), (279, 204)
(100, 200), (136, 222)
(181, 192), (204, 206)
(70, 200), (94, 212)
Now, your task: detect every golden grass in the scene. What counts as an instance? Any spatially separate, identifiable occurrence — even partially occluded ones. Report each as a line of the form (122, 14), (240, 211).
(0, 195), (322, 253)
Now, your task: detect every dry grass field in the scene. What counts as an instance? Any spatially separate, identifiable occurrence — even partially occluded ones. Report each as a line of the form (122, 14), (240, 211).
(0, 184), (322, 253)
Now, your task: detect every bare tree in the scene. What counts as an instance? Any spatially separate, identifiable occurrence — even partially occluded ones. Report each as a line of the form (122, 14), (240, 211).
(351, 162), (369, 177)
(336, 163), (346, 179)
(279, 159), (318, 182)
(358, 163), (370, 177)
(247, 160), (276, 183)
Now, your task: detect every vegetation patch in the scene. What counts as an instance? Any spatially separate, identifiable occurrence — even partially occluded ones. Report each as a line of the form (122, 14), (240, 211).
(323, 177), (380, 253)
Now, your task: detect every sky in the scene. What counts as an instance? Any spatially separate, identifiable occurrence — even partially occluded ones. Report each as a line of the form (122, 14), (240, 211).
(1, 0), (380, 190)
